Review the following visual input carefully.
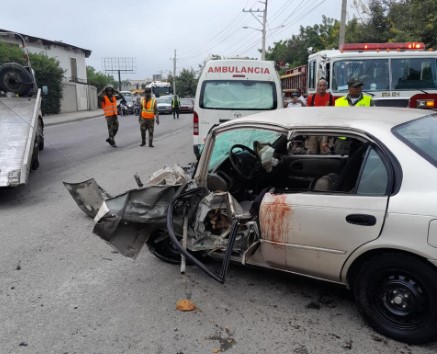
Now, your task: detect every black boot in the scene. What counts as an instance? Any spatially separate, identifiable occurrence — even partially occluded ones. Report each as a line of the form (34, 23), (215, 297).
(140, 131), (146, 146)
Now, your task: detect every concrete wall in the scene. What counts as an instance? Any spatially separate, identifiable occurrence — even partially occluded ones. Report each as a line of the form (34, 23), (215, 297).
(61, 83), (98, 113)
(88, 86), (98, 110)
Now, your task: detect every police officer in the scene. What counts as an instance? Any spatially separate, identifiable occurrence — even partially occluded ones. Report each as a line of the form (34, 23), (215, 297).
(335, 78), (374, 106)
(171, 95), (180, 119)
(139, 87), (159, 147)
(98, 85), (125, 148)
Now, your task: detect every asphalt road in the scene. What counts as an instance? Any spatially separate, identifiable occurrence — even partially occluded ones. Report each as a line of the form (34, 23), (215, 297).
(1, 113), (436, 354)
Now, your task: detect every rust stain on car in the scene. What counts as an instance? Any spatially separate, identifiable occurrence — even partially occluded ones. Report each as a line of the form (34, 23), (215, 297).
(259, 194), (293, 243)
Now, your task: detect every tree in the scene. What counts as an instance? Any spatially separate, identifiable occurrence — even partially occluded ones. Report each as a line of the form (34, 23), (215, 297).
(0, 41), (64, 114)
(346, 0), (437, 49)
(0, 42), (26, 64)
(388, 0), (437, 48)
(175, 69), (198, 97)
(30, 53), (64, 114)
(86, 66), (117, 92)
(266, 16), (339, 69)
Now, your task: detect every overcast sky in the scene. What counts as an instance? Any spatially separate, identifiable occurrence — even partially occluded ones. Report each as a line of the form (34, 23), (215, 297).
(0, 0), (354, 80)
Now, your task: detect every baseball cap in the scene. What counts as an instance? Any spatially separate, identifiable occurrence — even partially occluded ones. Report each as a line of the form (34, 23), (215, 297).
(291, 91), (300, 97)
(347, 77), (364, 87)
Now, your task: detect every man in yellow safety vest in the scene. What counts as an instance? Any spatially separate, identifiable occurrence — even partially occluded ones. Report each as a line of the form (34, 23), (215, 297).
(138, 88), (159, 147)
(335, 78), (374, 107)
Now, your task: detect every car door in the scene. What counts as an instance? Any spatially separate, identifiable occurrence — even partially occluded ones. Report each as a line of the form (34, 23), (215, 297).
(257, 143), (393, 282)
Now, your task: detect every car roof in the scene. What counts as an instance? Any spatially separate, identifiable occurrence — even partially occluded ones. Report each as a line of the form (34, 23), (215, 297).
(220, 107), (433, 132)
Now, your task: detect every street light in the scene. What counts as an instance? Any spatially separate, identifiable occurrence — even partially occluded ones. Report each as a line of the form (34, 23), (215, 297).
(243, 24), (284, 60)
(243, 25), (266, 60)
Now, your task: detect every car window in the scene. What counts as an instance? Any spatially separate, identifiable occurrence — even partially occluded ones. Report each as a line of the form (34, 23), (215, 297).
(181, 98), (193, 105)
(357, 148), (388, 195)
(393, 114), (437, 167)
(157, 96), (172, 104)
(286, 134), (385, 194)
(208, 128), (284, 170)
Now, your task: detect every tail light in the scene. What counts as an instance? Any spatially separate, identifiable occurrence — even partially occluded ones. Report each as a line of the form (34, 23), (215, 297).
(193, 111), (199, 135)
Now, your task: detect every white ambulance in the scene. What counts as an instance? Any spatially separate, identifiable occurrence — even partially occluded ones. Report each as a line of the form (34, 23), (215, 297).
(193, 59), (284, 158)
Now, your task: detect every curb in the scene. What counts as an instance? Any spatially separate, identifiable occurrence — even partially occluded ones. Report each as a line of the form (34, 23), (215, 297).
(44, 113), (102, 126)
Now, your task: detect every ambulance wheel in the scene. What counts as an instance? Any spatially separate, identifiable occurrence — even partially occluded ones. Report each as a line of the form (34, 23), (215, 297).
(0, 63), (33, 95)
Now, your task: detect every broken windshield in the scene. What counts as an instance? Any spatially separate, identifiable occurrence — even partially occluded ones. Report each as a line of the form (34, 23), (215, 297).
(208, 127), (284, 171)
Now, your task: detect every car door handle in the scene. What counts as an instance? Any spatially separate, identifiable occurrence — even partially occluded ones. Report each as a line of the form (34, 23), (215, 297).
(346, 214), (377, 226)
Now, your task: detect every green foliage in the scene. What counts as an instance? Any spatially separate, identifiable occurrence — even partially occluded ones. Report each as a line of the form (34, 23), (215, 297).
(29, 52), (64, 114)
(0, 42), (64, 115)
(266, 16), (339, 68)
(86, 66), (117, 92)
(0, 42), (26, 65)
(266, 0), (437, 70)
(346, 0), (437, 48)
(175, 68), (198, 97)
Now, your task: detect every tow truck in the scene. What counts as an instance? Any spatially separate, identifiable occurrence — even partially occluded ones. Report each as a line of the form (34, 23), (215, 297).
(0, 31), (45, 187)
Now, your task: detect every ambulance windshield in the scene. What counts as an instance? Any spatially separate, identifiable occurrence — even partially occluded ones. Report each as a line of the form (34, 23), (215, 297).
(200, 80), (277, 110)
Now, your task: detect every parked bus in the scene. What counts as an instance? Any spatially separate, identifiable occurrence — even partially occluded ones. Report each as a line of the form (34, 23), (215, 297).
(281, 42), (437, 109)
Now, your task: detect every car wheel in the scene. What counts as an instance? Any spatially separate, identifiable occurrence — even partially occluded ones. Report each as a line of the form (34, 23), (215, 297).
(147, 229), (181, 264)
(0, 63), (33, 95)
(37, 118), (44, 151)
(31, 147), (39, 170)
(354, 253), (437, 344)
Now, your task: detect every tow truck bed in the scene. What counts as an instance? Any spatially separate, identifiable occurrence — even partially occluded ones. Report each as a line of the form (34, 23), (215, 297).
(0, 90), (41, 187)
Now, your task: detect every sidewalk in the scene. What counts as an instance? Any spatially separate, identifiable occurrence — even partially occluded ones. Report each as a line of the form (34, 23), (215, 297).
(44, 109), (102, 126)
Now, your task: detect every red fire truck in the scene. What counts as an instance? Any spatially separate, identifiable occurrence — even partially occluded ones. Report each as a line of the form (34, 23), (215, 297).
(281, 42), (437, 109)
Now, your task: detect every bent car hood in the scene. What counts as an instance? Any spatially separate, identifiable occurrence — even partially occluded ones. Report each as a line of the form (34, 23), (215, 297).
(64, 165), (191, 258)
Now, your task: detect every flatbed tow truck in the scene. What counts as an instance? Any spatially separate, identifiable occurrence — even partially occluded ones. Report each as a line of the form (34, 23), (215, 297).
(0, 31), (44, 187)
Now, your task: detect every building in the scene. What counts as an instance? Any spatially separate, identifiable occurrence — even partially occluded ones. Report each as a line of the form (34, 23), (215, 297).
(0, 29), (97, 112)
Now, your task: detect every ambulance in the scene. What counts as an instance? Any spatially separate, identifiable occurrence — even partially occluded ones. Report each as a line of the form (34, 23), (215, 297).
(193, 59), (283, 158)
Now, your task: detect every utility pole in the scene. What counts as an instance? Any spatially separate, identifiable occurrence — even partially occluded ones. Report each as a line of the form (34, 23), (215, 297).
(339, 0), (347, 48)
(172, 49), (177, 97)
(243, 0), (268, 60)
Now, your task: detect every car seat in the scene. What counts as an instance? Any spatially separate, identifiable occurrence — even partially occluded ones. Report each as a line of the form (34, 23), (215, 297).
(312, 143), (369, 192)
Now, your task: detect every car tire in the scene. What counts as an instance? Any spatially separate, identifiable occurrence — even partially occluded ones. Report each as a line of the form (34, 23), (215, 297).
(147, 229), (182, 264)
(38, 118), (44, 151)
(31, 148), (39, 170)
(0, 63), (33, 95)
(354, 253), (437, 344)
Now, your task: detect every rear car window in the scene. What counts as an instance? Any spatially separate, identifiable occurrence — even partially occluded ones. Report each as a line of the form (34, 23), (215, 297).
(393, 114), (437, 167)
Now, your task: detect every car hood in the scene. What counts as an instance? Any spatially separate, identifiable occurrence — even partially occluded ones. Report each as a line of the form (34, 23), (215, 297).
(64, 165), (191, 258)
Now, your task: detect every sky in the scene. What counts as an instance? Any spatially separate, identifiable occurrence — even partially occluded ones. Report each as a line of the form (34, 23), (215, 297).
(0, 0), (355, 81)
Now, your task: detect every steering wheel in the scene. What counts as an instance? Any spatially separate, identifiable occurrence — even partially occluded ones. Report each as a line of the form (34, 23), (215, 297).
(229, 144), (261, 181)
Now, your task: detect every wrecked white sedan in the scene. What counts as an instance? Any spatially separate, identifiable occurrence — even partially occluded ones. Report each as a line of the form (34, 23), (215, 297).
(66, 107), (437, 344)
